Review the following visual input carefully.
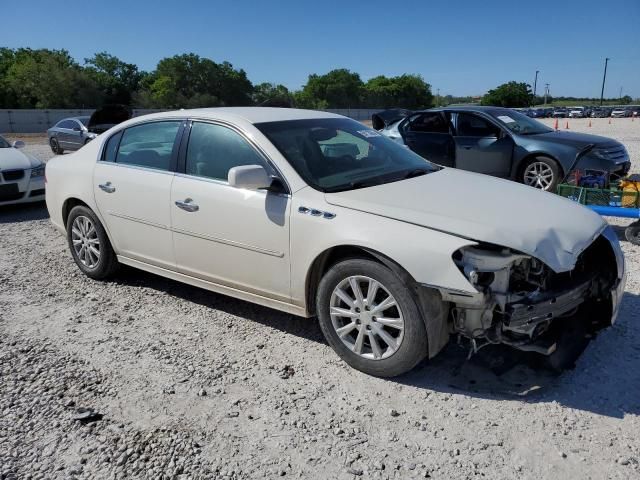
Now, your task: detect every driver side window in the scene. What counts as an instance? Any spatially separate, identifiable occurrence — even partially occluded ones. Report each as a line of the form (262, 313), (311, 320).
(455, 113), (501, 137)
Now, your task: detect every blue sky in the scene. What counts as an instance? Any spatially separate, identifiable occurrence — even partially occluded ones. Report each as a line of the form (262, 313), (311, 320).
(4, 0), (639, 98)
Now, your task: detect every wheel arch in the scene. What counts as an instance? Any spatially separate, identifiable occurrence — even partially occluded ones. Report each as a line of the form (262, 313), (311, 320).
(514, 152), (564, 182)
(62, 197), (91, 227)
(305, 244), (450, 359)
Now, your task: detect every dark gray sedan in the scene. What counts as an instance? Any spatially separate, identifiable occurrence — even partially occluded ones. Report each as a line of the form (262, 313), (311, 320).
(375, 106), (631, 191)
(47, 116), (97, 154)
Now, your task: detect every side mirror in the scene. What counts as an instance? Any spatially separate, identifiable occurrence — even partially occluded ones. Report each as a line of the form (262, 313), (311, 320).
(73, 127), (81, 132)
(12, 140), (25, 149)
(228, 165), (272, 190)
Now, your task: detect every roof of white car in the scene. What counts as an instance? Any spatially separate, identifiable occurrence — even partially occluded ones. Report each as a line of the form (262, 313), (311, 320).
(165, 107), (343, 124)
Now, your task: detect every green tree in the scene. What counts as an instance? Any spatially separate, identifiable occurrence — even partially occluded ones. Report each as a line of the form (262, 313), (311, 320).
(84, 52), (143, 105)
(364, 74), (433, 109)
(299, 69), (364, 108)
(253, 82), (293, 107)
(4, 48), (102, 108)
(136, 53), (253, 108)
(481, 81), (532, 108)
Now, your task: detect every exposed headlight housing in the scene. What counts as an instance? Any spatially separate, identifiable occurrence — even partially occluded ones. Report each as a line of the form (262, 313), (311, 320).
(31, 164), (45, 178)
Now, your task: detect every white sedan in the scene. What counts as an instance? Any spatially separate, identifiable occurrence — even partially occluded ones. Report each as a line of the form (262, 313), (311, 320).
(45, 108), (626, 377)
(0, 135), (46, 205)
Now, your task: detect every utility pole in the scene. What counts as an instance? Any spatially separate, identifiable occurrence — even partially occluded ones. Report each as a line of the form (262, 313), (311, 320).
(544, 83), (550, 105)
(619, 86), (623, 101)
(436, 88), (440, 106)
(533, 70), (539, 106)
(600, 57), (609, 106)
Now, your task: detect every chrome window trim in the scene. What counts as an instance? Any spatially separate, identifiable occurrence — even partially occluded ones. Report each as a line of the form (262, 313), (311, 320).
(95, 160), (176, 177)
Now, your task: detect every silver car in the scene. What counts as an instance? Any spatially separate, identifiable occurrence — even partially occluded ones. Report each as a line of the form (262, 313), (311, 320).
(47, 116), (97, 154)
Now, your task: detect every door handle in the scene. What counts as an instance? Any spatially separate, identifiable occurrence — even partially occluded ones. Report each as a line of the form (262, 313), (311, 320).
(98, 182), (115, 193)
(175, 198), (199, 212)
(462, 146), (473, 150)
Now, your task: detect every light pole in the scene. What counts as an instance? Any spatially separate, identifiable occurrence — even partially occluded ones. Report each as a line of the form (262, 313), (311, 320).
(533, 70), (539, 105)
(544, 83), (550, 105)
(600, 57), (609, 106)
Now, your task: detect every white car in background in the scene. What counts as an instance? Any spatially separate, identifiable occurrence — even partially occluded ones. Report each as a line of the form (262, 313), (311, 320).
(45, 108), (625, 377)
(0, 135), (46, 205)
(568, 107), (586, 118)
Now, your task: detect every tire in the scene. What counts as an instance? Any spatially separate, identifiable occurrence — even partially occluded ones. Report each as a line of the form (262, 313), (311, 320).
(50, 137), (63, 154)
(66, 205), (119, 280)
(625, 220), (640, 246)
(521, 156), (561, 192)
(316, 258), (428, 377)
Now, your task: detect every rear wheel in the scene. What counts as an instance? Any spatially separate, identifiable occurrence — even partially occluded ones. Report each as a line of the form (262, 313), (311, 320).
(50, 137), (63, 154)
(521, 156), (561, 192)
(66, 205), (119, 280)
(316, 259), (428, 377)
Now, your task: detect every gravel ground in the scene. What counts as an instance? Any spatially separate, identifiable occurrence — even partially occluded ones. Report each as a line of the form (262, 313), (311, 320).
(1, 118), (639, 480)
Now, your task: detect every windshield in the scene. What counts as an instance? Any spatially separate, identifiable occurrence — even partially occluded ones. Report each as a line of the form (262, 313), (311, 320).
(256, 118), (440, 192)
(78, 117), (90, 126)
(486, 108), (553, 135)
(0, 135), (10, 148)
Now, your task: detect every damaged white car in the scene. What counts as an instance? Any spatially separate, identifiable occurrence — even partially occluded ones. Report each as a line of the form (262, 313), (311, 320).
(45, 108), (626, 377)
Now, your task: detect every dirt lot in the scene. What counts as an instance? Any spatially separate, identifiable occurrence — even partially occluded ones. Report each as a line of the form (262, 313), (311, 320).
(1, 118), (639, 480)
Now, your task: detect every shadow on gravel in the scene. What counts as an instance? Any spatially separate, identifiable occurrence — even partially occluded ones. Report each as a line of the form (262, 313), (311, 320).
(395, 291), (640, 419)
(0, 202), (49, 223)
(112, 264), (639, 419)
(112, 266), (326, 344)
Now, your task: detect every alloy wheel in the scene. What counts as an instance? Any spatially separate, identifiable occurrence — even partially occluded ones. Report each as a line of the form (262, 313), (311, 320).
(523, 161), (555, 190)
(71, 215), (101, 268)
(329, 275), (405, 360)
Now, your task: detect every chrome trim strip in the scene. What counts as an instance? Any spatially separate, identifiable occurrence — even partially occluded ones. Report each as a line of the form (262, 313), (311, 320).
(172, 226), (284, 258)
(107, 211), (169, 230)
(173, 172), (291, 198)
(96, 161), (176, 176)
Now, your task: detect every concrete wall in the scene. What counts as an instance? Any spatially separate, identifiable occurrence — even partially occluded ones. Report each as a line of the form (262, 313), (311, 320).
(0, 108), (382, 133)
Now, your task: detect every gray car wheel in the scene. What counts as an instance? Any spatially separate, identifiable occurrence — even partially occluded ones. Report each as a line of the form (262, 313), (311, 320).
(50, 137), (63, 154)
(522, 157), (560, 192)
(66, 206), (119, 280)
(317, 258), (428, 377)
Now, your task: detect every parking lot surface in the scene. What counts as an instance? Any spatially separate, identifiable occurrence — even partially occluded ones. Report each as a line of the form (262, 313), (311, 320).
(1, 117), (639, 479)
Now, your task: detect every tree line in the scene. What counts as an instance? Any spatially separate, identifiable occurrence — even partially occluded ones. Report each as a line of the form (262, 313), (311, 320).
(0, 48), (433, 110)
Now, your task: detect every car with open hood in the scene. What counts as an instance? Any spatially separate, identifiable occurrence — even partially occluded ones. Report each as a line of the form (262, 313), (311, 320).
(45, 108), (626, 377)
(0, 135), (46, 205)
(374, 106), (631, 191)
(47, 105), (132, 154)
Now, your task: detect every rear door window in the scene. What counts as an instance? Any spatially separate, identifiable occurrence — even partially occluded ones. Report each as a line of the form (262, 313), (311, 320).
(455, 113), (501, 137)
(407, 113), (449, 133)
(115, 121), (181, 171)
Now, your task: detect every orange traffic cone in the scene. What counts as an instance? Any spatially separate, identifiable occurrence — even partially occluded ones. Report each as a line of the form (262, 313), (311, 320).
(565, 121), (569, 129)
(554, 118), (559, 130)
(588, 120), (592, 127)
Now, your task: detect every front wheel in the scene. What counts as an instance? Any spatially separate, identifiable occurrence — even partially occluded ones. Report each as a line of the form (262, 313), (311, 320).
(521, 156), (561, 192)
(316, 259), (428, 377)
(66, 205), (119, 280)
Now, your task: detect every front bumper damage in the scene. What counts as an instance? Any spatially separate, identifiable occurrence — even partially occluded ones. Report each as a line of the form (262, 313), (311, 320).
(439, 226), (625, 359)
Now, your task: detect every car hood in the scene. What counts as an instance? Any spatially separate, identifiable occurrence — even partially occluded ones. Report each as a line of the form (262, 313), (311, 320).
(324, 168), (606, 272)
(0, 147), (40, 170)
(529, 130), (620, 148)
(88, 104), (132, 133)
